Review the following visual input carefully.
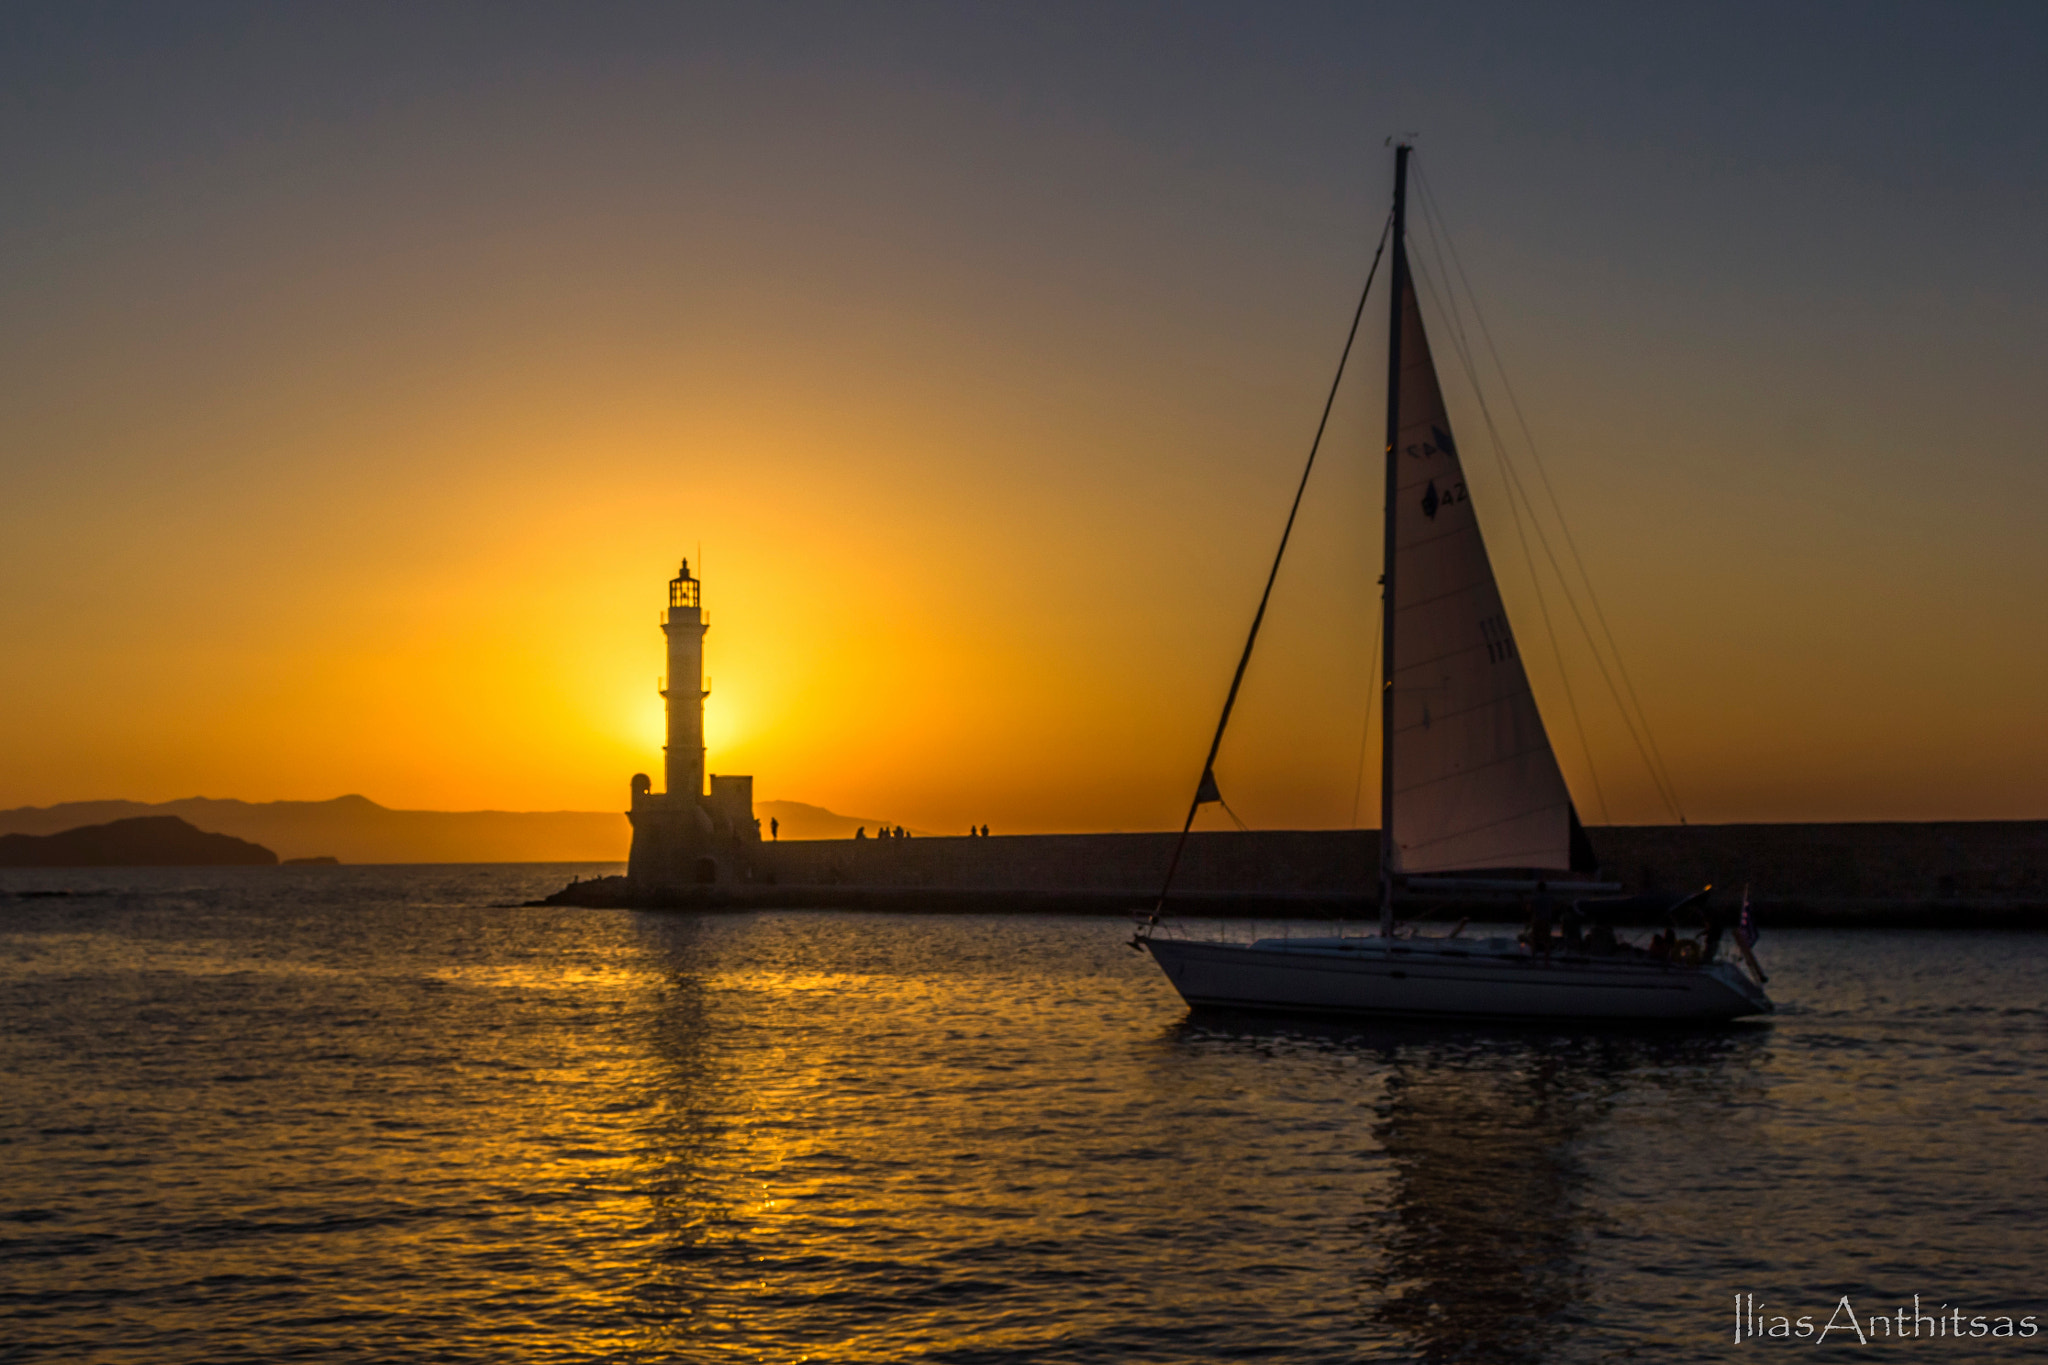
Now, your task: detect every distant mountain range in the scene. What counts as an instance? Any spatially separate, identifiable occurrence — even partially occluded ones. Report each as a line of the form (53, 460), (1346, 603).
(0, 795), (907, 863)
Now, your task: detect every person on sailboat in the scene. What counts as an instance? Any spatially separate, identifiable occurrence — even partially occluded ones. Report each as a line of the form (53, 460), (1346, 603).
(1522, 894), (1556, 957)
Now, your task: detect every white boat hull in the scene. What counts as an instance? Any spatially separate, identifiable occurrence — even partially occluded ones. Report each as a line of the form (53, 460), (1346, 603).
(1144, 934), (1772, 1022)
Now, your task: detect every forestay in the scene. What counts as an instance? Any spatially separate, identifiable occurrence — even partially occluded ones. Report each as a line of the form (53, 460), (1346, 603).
(1387, 277), (1575, 873)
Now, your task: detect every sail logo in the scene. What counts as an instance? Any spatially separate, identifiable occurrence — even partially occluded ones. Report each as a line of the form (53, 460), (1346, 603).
(1404, 425), (1460, 462)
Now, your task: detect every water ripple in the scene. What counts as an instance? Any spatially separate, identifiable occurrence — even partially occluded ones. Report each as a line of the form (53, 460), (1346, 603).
(1, 870), (2043, 1361)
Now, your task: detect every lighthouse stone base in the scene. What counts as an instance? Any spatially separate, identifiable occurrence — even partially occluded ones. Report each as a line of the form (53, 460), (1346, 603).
(625, 774), (761, 886)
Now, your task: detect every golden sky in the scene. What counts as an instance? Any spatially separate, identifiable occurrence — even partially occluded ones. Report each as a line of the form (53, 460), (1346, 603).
(3, 4), (2045, 830)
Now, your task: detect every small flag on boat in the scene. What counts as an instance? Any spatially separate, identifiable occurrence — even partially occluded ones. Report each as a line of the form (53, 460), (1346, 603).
(1733, 884), (1769, 984)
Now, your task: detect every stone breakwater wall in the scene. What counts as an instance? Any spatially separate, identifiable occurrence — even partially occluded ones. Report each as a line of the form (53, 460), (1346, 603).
(1598, 820), (2048, 903)
(550, 821), (2048, 925)
(757, 821), (2048, 904)
(759, 830), (1376, 897)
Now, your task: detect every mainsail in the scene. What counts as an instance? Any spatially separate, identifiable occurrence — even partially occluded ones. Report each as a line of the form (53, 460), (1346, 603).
(1386, 276), (1576, 873)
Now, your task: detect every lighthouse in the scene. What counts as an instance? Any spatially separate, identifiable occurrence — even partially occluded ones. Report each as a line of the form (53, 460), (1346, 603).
(661, 559), (708, 801)
(626, 557), (759, 885)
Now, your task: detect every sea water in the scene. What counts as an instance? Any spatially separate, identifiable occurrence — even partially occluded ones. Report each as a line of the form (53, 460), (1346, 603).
(2, 865), (2043, 1362)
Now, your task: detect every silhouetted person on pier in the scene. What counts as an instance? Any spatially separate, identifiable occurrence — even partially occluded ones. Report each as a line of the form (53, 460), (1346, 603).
(855, 826), (866, 840)
(980, 825), (989, 838)
(770, 817), (779, 841)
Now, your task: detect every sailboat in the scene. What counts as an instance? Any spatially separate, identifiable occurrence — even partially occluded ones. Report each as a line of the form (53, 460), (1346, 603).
(1139, 147), (1772, 1022)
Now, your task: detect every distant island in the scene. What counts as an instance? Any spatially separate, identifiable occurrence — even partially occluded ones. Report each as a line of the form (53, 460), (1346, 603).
(0, 816), (277, 867)
(0, 794), (906, 863)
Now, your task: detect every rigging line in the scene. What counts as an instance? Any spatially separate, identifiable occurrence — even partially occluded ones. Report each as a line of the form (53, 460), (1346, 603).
(1407, 180), (1679, 825)
(1349, 608), (1383, 828)
(1415, 240), (1674, 827)
(1142, 210), (1395, 934)
(1414, 163), (1688, 820)
(1407, 245), (1612, 824)
(1412, 169), (1676, 801)
(1413, 177), (1684, 819)
(1406, 223), (1612, 826)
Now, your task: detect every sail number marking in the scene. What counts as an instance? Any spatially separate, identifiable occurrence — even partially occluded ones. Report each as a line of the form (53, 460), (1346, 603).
(1419, 478), (1468, 520)
(1480, 613), (1518, 664)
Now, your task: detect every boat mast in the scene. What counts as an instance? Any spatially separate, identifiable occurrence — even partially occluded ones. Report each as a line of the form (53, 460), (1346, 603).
(1379, 143), (1409, 938)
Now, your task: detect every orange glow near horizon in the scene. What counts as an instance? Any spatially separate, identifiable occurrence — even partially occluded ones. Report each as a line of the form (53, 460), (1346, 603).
(4, 264), (2046, 831)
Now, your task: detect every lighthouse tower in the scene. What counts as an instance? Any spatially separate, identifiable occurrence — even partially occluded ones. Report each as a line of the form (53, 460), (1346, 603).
(661, 559), (707, 801)
(627, 557), (759, 885)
